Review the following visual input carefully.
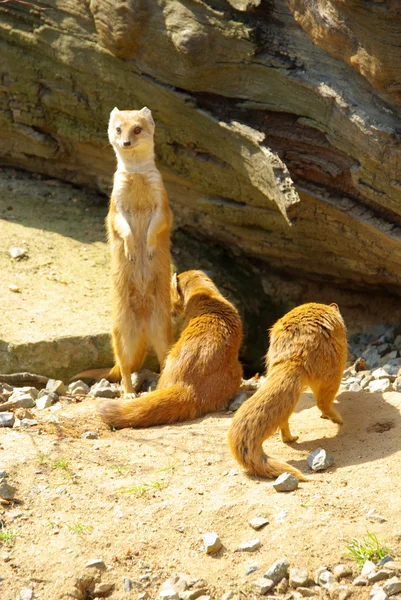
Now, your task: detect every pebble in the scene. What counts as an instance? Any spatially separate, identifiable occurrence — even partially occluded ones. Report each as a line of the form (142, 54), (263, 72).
(68, 380), (90, 395)
(249, 516), (269, 530)
(386, 562), (401, 576)
(353, 576), (368, 586)
(289, 568), (310, 588)
(0, 481), (16, 500)
(181, 589), (209, 599)
(159, 591), (179, 600)
(307, 448), (334, 472)
(9, 246), (27, 259)
(81, 432), (99, 439)
(264, 558), (290, 584)
(202, 532), (222, 554)
(383, 577), (401, 596)
(91, 379), (120, 398)
(20, 418), (38, 427)
(236, 539), (261, 552)
(246, 563), (259, 575)
(0, 413), (15, 427)
(393, 378), (401, 392)
(16, 589), (33, 600)
(368, 379), (392, 393)
(297, 588), (316, 597)
(330, 586), (352, 600)
(362, 561), (377, 577)
(368, 571), (392, 583)
(46, 379), (66, 395)
(273, 473), (299, 492)
(380, 557), (395, 566)
(85, 558), (106, 570)
(36, 395), (54, 410)
(333, 564), (353, 580)
(370, 591), (388, 600)
(318, 571), (336, 589)
(362, 346), (380, 369)
(252, 577), (274, 595)
(9, 284), (20, 293)
(276, 578), (289, 594)
(228, 391), (251, 412)
(2, 391), (35, 410)
(0, 470), (8, 479)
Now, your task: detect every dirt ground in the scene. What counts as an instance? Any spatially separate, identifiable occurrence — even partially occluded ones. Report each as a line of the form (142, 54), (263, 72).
(1, 386), (401, 599)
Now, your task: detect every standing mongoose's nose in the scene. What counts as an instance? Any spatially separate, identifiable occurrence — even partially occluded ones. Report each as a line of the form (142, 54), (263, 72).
(123, 140), (131, 147)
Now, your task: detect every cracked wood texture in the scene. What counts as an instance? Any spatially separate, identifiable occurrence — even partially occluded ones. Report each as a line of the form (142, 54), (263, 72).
(1, 0), (401, 292)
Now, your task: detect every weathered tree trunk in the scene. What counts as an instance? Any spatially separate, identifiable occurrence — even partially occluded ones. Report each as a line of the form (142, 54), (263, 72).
(1, 0), (401, 293)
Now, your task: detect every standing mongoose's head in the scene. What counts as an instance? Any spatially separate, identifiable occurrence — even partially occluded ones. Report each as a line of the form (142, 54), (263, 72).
(171, 270), (220, 317)
(108, 106), (155, 153)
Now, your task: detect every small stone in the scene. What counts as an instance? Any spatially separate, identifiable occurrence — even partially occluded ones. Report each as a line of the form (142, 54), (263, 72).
(353, 576), (368, 586)
(15, 589), (33, 600)
(181, 589), (209, 599)
(85, 558), (106, 570)
(307, 448), (334, 472)
(264, 558), (290, 584)
(383, 578), (401, 596)
(228, 391), (252, 411)
(368, 571), (392, 583)
(273, 472), (299, 492)
(276, 578), (289, 594)
(9, 284), (20, 293)
(9, 246), (26, 259)
(159, 591), (179, 600)
(380, 557), (395, 567)
(202, 532), (222, 554)
(330, 586), (352, 600)
(333, 565), (353, 580)
(369, 378), (392, 393)
(0, 413), (15, 427)
(249, 516), (269, 530)
(362, 346), (380, 369)
(0, 481), (16, 500)
(46, 379), (66, 395)
(370, 591), (388, 600)
(297, 588), (316, 597)
(386, 562), (401, 576)
(372, 367), (393, 380)
(91, 381), (120, 398)
(393, 378), (401, 392)
(252, 577), (274, 595)
(349, 382), (361, 392)
(246, 563), (259, 575)
(20, 418), (38, 427)
(123, 577), (132, 592)
(362, 561), (377, 577)
(289, 568), (310, 588)
(2, 391), (35, 410)
(36, 395), (54, 410)
(318, 571), (336, 589)
(94, 583), (115, 595)
(81, 432), (99, 439)
(236, 538), (261, 552)
(0, 470), (8, 478)
(68, 380), (90, 395)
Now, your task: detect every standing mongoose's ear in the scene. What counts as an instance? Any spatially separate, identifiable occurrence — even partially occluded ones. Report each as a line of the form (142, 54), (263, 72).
(140, 106), (155, 127)
(110, 107), (119, 118)
(330, 303), (340, 311)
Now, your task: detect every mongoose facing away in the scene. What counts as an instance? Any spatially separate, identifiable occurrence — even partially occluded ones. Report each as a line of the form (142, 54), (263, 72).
(98, 270), (243, 429)
(228, 302), (347, 481)
(79, 107), (173, 395)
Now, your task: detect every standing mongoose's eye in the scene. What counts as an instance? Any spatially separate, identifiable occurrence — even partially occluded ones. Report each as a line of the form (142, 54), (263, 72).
(134, 126), (142, 134)
(116, 127), (121, 134)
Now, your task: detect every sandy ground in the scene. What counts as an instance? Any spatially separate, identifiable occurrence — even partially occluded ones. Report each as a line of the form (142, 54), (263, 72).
(1, 387), (400, 599)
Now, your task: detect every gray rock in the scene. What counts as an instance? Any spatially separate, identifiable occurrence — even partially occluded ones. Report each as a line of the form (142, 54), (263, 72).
(0, 413), (15, 427)
(393, 378), (401, 392)
(202, 532), (222, 554)
(123, 577), (133, 592)
(9, 246), (26, 259)
(368, 571), (392, 583)
(297, 587), (317, 597)
(383, 578), (401, 596)
(16, 589), (33, 600)
(362, 561), (376, 577)
(307, 448), (334, 472)
(181, 589), (209, 600)
(368, 379), (392, 393)
(1, 391), (35, 410)
(159, 591), (179, 600)
(372, 367), (393, 380)
(394, 335), (401, 348)
(36, 395), (54, 410)
(352, 576), (368, 586)
(252, 577), (274, 595)
(0, 481), (16, 500)
(349, 382), (362, 392)
(85, 558), (106, 570)
(264, 558), (290, 584)
(333, 565), (353, 580)
(360, 374), (375, 388)
(370, 591), (388, 600)
(236, 538), (261, 552)
(0, 470), (8, 478)
(318, 571), (336, 588)
(249, 516), (269, 530)
(228, 391), (251, 412)
(273, 472), (299, 492)
(289, 567), (310, 588)
(380, 557), (395, 567)
(91, 380), (120, 398)
(379, 351), (398, 366)
(45, 379), (66, 395)
(68, 380), (90, 395)
(377, 343), (391, 356)
(20, 419), (38, 427)
(330, 585), (352, 600)
(362, 346), (380, 369)
(81, 431), (99, 439)
(246, 563), (259, 575)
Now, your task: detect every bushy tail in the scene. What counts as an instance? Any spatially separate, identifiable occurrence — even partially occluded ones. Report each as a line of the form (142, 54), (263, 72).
(227, 363), (310, 481)
(98, 384), (197, 429)
(70, 365), (121, 383)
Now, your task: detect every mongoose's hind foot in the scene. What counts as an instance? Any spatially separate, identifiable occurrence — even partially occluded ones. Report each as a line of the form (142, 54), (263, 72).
(320, 409), (343, 424)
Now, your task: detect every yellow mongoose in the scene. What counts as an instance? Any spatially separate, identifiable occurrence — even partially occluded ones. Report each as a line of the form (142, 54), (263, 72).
(77, 107), (173, 395)
(228, 302), (347, 481)
(98, 270), (243, 429)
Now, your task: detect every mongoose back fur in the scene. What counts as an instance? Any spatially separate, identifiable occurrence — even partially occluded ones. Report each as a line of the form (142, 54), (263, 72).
(98, 270), (243, 429)
(228, 302), (347, 481)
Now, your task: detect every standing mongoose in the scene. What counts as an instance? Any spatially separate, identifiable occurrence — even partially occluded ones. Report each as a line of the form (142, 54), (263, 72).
(228, 302), (347, 481)
(75, 107), (173, 395)
(98, 270), (243, 429)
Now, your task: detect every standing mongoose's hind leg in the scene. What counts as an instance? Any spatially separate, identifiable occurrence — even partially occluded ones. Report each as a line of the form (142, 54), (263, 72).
(311, 379), (343, 424)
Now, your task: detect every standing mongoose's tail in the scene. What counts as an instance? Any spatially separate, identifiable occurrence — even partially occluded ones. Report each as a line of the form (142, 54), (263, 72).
(70, 364), (121, 383)
(227, 363), (310, 481)
(97, 383), (196, 429)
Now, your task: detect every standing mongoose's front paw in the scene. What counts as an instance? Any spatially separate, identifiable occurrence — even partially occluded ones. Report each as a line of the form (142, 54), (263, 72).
(124, 239), (136, 264)
(147, 245), (156, 261)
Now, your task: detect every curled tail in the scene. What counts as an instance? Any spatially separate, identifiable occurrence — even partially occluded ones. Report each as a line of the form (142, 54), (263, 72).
(70, 364), (121, 383)
(98, 383), (196, 429)
(227, 364), (310, 482)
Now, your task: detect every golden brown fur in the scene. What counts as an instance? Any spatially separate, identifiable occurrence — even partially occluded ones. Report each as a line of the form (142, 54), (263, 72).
(75, 107), (173, 394)
(98, 270), (243, 429)
(228, 302), (347, 481)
